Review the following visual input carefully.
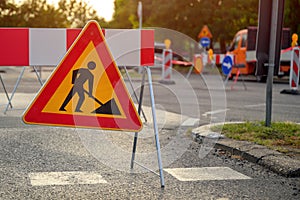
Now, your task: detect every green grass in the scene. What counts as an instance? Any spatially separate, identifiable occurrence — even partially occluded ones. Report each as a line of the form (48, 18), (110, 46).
(211, 121), (300, 153)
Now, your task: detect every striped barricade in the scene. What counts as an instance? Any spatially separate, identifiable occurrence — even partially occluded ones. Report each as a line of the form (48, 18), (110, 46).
(281, 47), (300, 95)
(160, 49), (175, 84)
(0, 28), (154, 67)
(290, 47), (300, 90)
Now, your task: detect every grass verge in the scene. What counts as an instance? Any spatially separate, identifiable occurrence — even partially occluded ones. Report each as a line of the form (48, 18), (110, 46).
(211, 121), (300, 153)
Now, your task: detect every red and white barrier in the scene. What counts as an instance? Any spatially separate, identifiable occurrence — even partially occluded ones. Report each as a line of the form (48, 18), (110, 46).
(159, 49), (175, 84)
(290, 47), (300, 90)
(201, 54), (209, 66)
(162, 49), (172, 80)
(0, 28), (154, 67)
(213, 54), (226, 65)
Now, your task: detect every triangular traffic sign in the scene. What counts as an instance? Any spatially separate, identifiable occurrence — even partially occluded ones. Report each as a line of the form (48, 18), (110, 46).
(23, 21), (142, 132)
(198, 25), (213, 39)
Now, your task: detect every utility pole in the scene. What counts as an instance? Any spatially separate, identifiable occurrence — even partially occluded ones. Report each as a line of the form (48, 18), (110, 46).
(138, 1), (142, 29)
(256, 0), (285, 127)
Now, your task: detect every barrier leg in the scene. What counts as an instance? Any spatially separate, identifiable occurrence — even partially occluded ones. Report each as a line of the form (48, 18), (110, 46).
(32, 66), (44, 85)
(231, 69), (240, 90)
(0, 74), (13, 108)
(4, 66), (26, 114)
(231, 69), (247, 90)
(240, 72), (247, 90)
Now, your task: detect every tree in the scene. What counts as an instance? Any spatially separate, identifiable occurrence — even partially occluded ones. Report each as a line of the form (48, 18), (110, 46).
(135, 0), (258, 52)
(1, 0), (299, 45)
(18, 0), (68, 27)
(0, 0), (107, 28)
(0, 0), (20, 26)
(57, 0), (106, 28)
(109, 0), (137, 28)
(284, 0), (300, 34)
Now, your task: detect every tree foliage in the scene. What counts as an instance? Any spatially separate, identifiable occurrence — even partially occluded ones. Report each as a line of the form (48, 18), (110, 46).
(19, 0), (67, 27)
(57, 0), (105, 28)
(0, 0), (20, 26)
(108, 0), (135, 28)
(284, 0), (300, 34)
(109, 0), (298, 52)
(0, 0), (107, 27)
(109, 0), (259, 52)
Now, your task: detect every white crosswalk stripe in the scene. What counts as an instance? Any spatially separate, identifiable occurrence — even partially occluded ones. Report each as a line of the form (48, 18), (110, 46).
(164, 167), (251, 181)
(28, 171), (108, 186)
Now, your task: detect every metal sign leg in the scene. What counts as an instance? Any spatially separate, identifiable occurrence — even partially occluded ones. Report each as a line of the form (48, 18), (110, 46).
(4, 67), (26, 114)
(186, 65), (194, 79)
(130, 67), (165, 188)
(224, 73), (231, 87)
(122, 66), (147, 122)
(130, 68), (146, 169)
(0, 74), (13, 109)
(145, 66), (165, 188)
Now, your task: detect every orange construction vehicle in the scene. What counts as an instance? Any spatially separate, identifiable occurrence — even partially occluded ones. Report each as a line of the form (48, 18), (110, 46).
(227, 26), (291, 81)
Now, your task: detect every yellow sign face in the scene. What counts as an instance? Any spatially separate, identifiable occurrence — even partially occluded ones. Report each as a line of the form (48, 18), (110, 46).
(198, 25), (213, 39)
(194, 55), (203, 74)
(42, 42), (125, 118)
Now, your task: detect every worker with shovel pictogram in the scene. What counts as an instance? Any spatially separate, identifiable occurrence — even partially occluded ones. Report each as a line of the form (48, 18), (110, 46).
(59, 61), (120, 115)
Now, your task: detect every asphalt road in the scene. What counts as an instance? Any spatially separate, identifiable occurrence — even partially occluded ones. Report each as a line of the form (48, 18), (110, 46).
(134, 69), (300, 124)
(1, 66), (300, 123)
(0, 66), (299, 199)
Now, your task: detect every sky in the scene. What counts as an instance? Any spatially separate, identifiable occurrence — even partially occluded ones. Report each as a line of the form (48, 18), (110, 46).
(16, 0), (115, 21)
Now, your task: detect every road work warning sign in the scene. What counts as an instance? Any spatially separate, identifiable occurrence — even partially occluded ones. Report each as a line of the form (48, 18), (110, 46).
(23, 21), (142, 132)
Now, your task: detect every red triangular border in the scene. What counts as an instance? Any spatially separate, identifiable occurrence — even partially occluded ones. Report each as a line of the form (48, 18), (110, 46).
(23, 21), (142, 132)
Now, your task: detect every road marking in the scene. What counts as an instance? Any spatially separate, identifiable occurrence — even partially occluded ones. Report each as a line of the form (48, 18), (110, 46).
(181, 118), (200, 127)
(28, 171), (108, 186)
(273, 103), (300, 108)
(244, 103), (300, 109)
(202, 109), (229, 117)
(164, 167), (251, 181)
(244, 103), (265, 108)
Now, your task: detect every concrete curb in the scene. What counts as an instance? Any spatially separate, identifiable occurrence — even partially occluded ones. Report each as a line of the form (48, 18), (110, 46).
(192, 123), (300, 177)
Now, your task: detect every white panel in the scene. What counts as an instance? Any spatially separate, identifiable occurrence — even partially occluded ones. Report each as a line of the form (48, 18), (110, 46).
(29, 28), (66, 66)
(246, 51), (256, 62)
(280, 50), (292, 62)
(105, 29), (141, 66)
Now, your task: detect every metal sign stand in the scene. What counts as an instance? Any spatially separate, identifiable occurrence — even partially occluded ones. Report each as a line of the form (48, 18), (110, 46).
(122, 66), (147, 122)
(223, 72), (231, 86)
(130, 66), (165, 188)
(3, 66), (44, 114)
(186, 64), (194, 79)
(230, 67), (247, 90)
